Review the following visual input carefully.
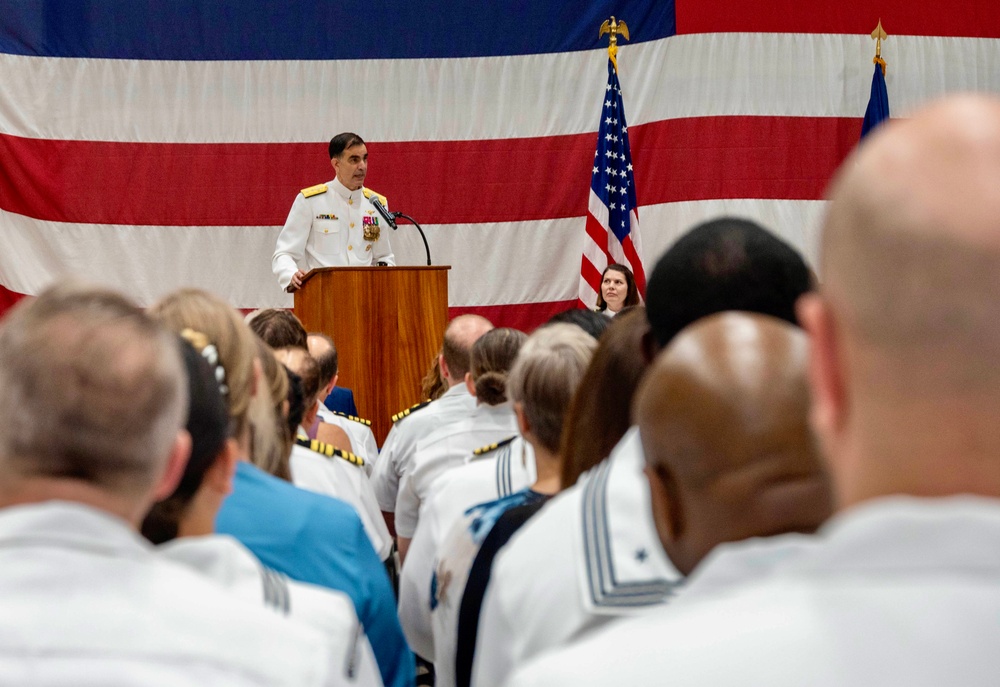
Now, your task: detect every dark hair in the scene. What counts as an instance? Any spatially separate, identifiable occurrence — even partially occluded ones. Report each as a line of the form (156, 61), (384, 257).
(329, 132), (366, 159)
(471, 328), (527, 406)
(308, 332), (339, 386)
(595, 264), (640, 312)
(421, 353), (447, 401)
(646, 217), (813, 347)
(285, 367), (306, 439)
(545, 308), (611, 340)
(559, 308), (650, 489)
(141, 338), (229, 544)
(249, 309), (307, 349)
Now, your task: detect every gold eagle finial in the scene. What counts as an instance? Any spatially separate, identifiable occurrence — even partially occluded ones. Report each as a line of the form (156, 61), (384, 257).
(599, 16), (630, 72)
(871, 19), (888, 75)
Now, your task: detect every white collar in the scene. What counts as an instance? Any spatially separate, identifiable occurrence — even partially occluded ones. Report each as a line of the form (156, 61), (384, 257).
(330, 176), (363, 201)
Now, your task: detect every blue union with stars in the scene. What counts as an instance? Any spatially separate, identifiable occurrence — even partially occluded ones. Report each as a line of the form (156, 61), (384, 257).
(591, 59), (638, 246)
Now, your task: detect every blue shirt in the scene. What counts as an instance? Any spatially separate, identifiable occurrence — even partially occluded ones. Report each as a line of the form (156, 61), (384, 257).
(217, 461), (414, 687)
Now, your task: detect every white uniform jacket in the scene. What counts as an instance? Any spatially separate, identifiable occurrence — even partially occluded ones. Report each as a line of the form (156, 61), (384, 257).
(507, 496), (1000, 687)
(472, 428), (681, 687)
(395, 402), (519, 539)
(373, 385), (477, 513)
(290, 440), (392, 561)
(0, 501), (339, 686)
(317, 402), (380, 476)
(272, 177), (395, 291)
(159, 534), (383, 687)
(398, 436), (536, 663)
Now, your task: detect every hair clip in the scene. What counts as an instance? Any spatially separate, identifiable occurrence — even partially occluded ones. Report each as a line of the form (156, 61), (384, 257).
(180, 328), (229, 398)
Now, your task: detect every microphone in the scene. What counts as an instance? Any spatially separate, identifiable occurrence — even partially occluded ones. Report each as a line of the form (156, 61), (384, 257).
(369, 195), (398, 230)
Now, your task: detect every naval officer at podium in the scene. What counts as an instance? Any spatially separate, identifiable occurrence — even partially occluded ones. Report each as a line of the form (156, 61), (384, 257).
(273, 132), (396, 292)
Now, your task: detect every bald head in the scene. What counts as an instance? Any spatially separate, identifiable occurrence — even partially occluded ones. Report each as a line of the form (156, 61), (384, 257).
(440, 315), (494, 386)
(638, 312), (832, 576)
(802, 95), (1000, 507)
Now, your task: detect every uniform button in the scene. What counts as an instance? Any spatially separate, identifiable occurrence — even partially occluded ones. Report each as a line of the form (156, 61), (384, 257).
(324, 229), (329, 233)
(348, 245), (353, 251)
(350, 222), (355, 228)
(365, 245), (371, 252)
(348, 198), (353, 205)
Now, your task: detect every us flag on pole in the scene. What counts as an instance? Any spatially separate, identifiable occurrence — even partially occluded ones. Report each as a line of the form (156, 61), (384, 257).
(579, 57), (646, 309)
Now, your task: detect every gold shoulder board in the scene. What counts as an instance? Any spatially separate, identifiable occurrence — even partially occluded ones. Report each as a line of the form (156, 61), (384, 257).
(391, 400), (432, 423)
(301, 183), (328, 198)
(334, 411), (372, 427)
(362, 187), (388, 206)
(473, 435), (517, 456)
(332, 448), (365, 467)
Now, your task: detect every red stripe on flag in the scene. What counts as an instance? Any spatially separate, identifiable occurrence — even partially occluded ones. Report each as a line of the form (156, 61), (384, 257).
(448, 300), (579, 332)
(676, 0), (1000, 38)
(620, 234), (646, 297)
(0, 284), (29, 320)
(580, 254), (604, 292)
(0, 117), (858, 226)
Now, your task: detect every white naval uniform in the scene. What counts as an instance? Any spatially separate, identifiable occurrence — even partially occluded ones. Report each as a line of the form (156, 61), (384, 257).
(0, 501), (339, 686)
(472, 428), (681, 687)
(373, 385), (477, 513)
(506, 496), (1000, 687)
(398, 436), (536, 664)
(317, 402), (380, 476)
(290, 439), (392, 561)
(272, 177), (395, 291)
(394, 402), (519, 539)
(159, 534), (383, 687)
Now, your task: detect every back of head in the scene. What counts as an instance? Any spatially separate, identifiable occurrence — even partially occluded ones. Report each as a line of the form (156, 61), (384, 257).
(442, 314), (494, 382)
(471, 327), (527, 406)
(560, 308), (650, 488)
(277, 347), (320, 407)
(0, 283), (187, 503)
(545, 307), (611, 340)
(507, 324), (597, 453)
(248, 309), (308, 350)
(307, 332), (338, 387)
(142, 338), (230, 544)
(810, 94), (1000, 504)
(636, 312), (831, 575)
(646, 217), (813, 348)
(248, 337), (292, 481)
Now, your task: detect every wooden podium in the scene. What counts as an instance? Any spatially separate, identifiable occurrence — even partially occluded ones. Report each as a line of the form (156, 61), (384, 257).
(293, 266), (450, 445)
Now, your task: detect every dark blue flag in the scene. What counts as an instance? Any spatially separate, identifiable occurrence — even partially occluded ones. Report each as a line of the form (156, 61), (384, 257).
(861, 62), (890, 139)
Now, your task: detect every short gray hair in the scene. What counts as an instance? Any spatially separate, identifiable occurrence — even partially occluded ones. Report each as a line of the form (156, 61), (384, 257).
(0, 283), (187, 497)
(507, 324), (597, 452)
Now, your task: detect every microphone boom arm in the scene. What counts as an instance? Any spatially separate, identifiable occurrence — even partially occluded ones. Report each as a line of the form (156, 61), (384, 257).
(392, 212), (432, 266)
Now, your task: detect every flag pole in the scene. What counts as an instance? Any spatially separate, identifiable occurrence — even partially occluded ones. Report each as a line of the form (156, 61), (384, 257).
(872, 19), (888, 75)
(599, 16), (630, 72)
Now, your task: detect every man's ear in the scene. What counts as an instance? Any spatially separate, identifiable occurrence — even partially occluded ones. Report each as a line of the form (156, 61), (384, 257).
(204, 438), (241, 496)
(152, 430), (192, 501)
(797, 293), (848, 451)
(464, 371), (476, 397)
(438, 354), (451, 384)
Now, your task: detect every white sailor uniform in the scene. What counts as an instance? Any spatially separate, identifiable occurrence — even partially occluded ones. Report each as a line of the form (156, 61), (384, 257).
(472, 428), (681, 687)
(398, 436), (536, 663)
(506, 497), (1000, 687)
(317, 402), (380, 476)
(290, 437), (392, 561)
(272, 177), (395, 291)
(372, 385), (477, 513)
(159, 534), (383, 687)
(394, 402), (519, 540)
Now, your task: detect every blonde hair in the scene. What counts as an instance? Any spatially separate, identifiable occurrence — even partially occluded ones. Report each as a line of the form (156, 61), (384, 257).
(247, 337), (292, 480)
(148, 289), (257, 442)
(508, 324), (597, 453)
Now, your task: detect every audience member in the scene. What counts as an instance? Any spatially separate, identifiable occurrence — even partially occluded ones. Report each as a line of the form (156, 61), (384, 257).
(144, 336), (383, 686)
(473, 217), (814, 687)
(151, 288), (414, 687)
(395, 328), (527, 562)
(0, 283), (338, 685)
(248, 307), (308, 348)
(374, 315), (493, 533)
(544, 307), (611, 339)
(247, 336), (294, 480)
(594, 263), (640, 316)
(509, 95), (1000, 687)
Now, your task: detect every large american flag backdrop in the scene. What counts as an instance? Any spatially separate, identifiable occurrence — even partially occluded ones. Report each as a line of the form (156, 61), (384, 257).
(2, 1), (999, 330)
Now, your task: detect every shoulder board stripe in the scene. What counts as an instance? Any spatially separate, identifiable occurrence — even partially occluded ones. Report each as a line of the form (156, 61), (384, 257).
(362, 187), (388, 206)
(391, 400), (432, 423)
(295, 437), (365, 467)
(332, 410), (372, 427)
(473, 435), (517, 457)
(301, 183), (328, 198)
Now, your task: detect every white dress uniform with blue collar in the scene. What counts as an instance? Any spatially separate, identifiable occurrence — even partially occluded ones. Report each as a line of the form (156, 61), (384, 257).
(272, 177), (395, 291)
(0, 501), (341, 686)
(159, 534), (384, 687)
(398, 435), (535, 665)
(290, 437), (392, 561)
(506, 497), (1000, 687)
(472, 428), (682, 687)
(373, 384), (477, 513)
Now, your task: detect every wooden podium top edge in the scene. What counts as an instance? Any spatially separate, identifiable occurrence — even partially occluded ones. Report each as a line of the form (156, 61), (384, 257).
(299, 265), (451, 287)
